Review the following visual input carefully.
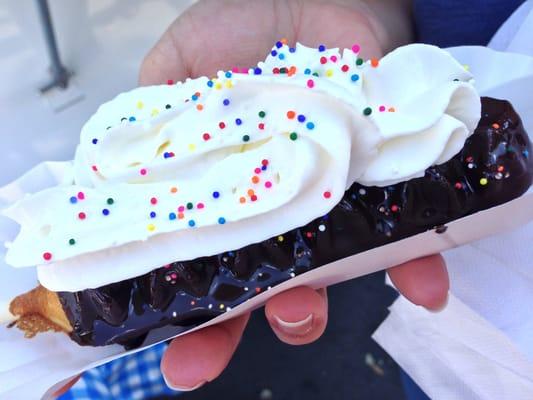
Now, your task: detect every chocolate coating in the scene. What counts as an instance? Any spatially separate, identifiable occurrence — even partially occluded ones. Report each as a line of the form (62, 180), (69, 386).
(58, 97), (532, 347)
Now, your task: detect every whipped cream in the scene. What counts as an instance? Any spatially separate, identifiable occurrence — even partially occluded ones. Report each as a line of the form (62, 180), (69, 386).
(3, 42), (480, 291)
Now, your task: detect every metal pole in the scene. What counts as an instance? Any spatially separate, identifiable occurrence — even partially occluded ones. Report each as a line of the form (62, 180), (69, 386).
(35, 0), (70, 91)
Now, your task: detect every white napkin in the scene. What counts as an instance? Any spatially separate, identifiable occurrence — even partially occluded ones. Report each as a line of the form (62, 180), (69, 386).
(373, 2), (533, 399)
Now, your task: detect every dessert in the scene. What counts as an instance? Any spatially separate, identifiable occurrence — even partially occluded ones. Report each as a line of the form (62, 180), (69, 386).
(3, 41), (532, 348)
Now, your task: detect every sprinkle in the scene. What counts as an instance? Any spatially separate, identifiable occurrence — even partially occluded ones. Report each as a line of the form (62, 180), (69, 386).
(186, 202), (193, 210)
(92, 138), (98, 145)
(140, 168), (147, 176)
(207, 80), (214, 87)
(188, 143), (196, 151)
(306, 122), (315, 130)
(307, 79), (315, 88)
(356, 58), (364, 66)
(247, 189), (255, 196)
(261, 165), (267, 171)
(359, 188), (366, 195)
(106, 198), (114, 205)
(102, 209), (110, 216)
(77, 192), (85, 200)
(150, 197), (157, 205)
(242, 134), (250, 142)
(251, 194), (258, 201)
(235, 118), (242, 125)
(151, 109), (159, 117)
(252, 176), (260, 184)
(136, 101), (144, 109)
(219, 122), (226, 129)
(170, 187), (178, 193)
(320, 56), (327, 64)
(289, 47), (296, 53)
(196, 104), (204, 111)
(203, 133), (211, 141)
(258, 111), (266, 118)
(69, 196), (77, 204)
(379, 105), (386, 112)
(188, 219), (196, 227)
(92, 165), (98, 172)
(223, 99), (230, 106)
(326, 69), (333, 77)
(278, 53), (285, 60)
(218, 217), (226, 224)
(165, 104), (171, 110)
(363, 107), (372, 116)
(147, 223), (156, 232)
(254, 67), (262, 75)
(352, 44), (361, 53)
(239, 196), (246, 204)
(391, 205), (399, 212)
(297, 114), (306, 123)
(69, 238), (76, 245)
(330, 55), (338, 62)
(129, 116), (136, 122)
(351, 74), (359, 82)
(197, 202), (205, 209)
(492, 123), (500, 129)
(265, 181), (272, 188)
(178, 205), (185, 212)
(225, 71), (232, 78)
(370, 58), (379, 67)
(318, 224), (326, 232)
(150, 211), (156, 218)
(178, 212), (184, 219)
(42, 252), (52, 261)
(167, 79), (173, 85)
(78, 212), (86, 220)
(388, 107), (396, 112)
(454, 182), (463, 189)
(287, 111), (296, 119)
(254, 167), (261, 174)
(258, 123), (265, 130)
(275, 41), (283, 48)
(480, 177), (488, 186)
(262, 159), (269, 166)
(318, 44), (326, 52)
(304, 68), (311, 75)
(289, 132), (298, 141)
(169, 212), (176, 220)
(323, 191), (332, 199)
(277, 235), (284, 242)
(341, 65), (349, 72)
(213, 191), (220, 199)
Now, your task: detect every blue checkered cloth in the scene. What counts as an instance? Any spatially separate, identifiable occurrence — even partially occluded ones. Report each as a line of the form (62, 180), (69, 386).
(59, 342), (180, 400)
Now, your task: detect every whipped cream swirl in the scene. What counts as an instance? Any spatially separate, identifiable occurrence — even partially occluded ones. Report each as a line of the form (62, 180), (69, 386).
(3, 43), (480, 291)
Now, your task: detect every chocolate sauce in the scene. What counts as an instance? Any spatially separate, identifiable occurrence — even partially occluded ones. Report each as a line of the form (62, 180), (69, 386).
(58, 98), (533, 347)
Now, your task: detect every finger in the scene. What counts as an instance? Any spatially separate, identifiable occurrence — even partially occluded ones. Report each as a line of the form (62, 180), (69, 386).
(387, 254), (449, 311)
(265, 286), (328, 345)
(52, 375), (81, 398)
(161, 312), (249, 391)
(139, 1), (283, 85)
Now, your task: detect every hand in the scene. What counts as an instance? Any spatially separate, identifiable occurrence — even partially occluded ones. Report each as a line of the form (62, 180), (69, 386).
(62, 0), (449, 393)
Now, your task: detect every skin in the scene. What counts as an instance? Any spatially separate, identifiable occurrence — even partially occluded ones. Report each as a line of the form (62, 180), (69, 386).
(58, 0), (449, 394)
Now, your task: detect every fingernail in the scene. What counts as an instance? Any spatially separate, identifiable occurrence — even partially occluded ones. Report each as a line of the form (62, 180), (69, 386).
(163, 374), (206, 392)
(273, 313), (314, 336)
(428, 293), (449, 313)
